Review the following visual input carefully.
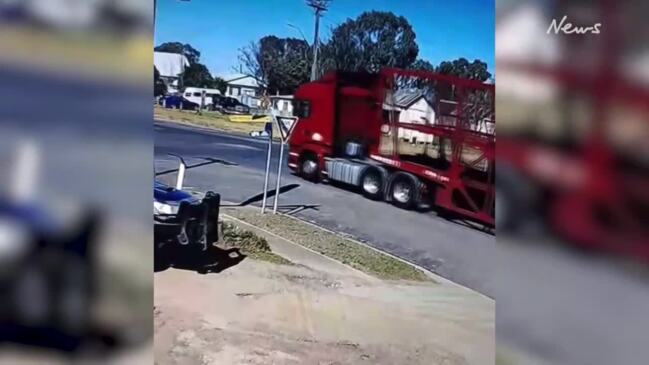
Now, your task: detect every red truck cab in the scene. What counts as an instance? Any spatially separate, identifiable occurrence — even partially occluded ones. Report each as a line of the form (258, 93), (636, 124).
(288, 69), (495, 226)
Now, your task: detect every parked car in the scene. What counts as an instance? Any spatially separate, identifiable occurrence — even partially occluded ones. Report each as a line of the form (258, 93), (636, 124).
(161, 95), (200, 110)
(182, 87), (222, 108)
(213, 96), (250, 115)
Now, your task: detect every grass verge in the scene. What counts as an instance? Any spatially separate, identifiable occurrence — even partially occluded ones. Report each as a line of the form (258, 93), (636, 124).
(221, 222), (292, 266)
(0, 25), (150, 83)
(155, 106), (281, 138)
(224, 208), (431, 282)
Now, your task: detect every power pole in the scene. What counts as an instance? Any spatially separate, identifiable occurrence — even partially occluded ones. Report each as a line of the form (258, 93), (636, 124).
(306, 0), (330, 81)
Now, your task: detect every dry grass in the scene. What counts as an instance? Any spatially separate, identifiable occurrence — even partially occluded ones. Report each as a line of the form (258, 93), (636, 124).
(0, 25), (150, 83)
(221, 222), (292, 265)
(225, 208), (432, 282)
(154, 106), (281, 138)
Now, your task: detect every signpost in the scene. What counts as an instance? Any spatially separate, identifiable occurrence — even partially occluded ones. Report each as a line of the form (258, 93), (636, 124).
(272, 141), (284, 214)
(199, 90), (206, 115)
(253, 93), (298, 215)
(260, 121), (273, 214)
(272, 116), (298, 214)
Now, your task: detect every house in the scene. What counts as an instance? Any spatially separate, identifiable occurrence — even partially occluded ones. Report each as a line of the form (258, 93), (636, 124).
(154, 51), (190, 94)
(222, 74), (265, 108)
(437, 99), (495, 135)
(271, 94), (294, 117)
(384, 89), (436, 144)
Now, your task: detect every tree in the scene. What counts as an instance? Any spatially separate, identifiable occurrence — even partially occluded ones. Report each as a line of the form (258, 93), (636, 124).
(435, 58), (491, 82)
(212, 76), (228, 94)
(154, 42), (201, 65)
(154, 66), (167, 96)
(239, 36), (311, 94)
(183, 62), (215, 88)
(155, 42), (220, 89)
(238, 41), (265, 85)
(321, 11), (419, 73)
(409, 59), (435, 72)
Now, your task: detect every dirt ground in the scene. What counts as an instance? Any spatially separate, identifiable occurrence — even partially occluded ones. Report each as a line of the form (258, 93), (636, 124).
(154, 255), (493, 365)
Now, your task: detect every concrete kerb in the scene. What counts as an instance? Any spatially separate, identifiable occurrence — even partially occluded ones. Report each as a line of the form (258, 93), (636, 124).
(222, 213), (378, 282)
(223, 206), (491, 301)
(276, 212), (475, 289)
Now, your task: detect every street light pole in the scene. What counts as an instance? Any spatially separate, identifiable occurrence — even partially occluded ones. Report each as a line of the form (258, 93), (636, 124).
(306, 0), (330, 81)
(310, 10), (321, 81)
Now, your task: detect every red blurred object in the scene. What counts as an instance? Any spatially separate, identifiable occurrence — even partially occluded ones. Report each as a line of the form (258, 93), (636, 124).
(497, 0), (649, 261)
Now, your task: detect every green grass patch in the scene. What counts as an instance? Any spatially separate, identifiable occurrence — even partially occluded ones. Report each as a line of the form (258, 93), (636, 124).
(224, 209), (431, 282)
(221, 222), (292, 265)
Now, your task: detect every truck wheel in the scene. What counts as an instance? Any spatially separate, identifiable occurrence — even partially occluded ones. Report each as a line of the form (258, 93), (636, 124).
(360, 168), (384, 200)
(389, 174), (417, 210)
(300, 153), (319, 182)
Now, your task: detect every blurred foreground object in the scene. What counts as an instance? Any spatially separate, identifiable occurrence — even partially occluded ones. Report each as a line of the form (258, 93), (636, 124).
(0, 0), (153, 362)
(0, 143), (103, 352)
(497, 0), (649, 261)
(497, 0), (649, 364)
(0, 0), (151, 84)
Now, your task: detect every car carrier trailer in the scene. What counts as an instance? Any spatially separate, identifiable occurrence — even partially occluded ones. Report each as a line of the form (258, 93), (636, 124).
(287, 68), (495, 226)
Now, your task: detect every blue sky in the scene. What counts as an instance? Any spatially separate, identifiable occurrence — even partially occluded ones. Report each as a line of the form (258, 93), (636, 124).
(155, 0), (494, 77)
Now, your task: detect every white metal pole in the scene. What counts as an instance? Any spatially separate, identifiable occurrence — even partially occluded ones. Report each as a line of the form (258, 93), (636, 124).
(175, 160), (186, 190)
(261, 131), (273, 214)
(272, 141), (285, 214)
(11, 139), (39, 203)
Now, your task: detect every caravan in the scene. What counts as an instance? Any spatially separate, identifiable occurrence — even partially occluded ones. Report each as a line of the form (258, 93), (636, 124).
(182, 87), (222, 108)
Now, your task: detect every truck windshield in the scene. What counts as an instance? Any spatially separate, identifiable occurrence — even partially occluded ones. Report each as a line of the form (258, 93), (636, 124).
(293, 100), (311, 118)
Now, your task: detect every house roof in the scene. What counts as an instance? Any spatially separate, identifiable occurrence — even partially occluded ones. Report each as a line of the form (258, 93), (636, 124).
(392, 89), (435, 109)
(154, 52), (190, 78)
(221, 73), (264, 88)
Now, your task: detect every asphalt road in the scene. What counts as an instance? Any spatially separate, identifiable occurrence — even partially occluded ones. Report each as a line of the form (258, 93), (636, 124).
(154, 120), (496, 296)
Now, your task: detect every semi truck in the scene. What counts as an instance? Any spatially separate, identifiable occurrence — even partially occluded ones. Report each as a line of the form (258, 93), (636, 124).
(287, 68), (495, 226)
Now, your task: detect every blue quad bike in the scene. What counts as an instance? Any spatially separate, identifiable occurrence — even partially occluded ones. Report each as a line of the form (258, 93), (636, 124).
(0, 195), (122, 353)
(153, 154), (302, 273)
(154, 155), (245, 273)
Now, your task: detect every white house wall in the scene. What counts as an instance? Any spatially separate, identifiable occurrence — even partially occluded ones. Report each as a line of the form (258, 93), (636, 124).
(399, 98), (435, 125)
(397, 98), (435, 143)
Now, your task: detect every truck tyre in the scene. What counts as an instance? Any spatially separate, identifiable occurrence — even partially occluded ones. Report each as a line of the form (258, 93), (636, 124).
(360, 167), (384, 200)
(389, 173), (419, 210)
(300, 153), (320, 182)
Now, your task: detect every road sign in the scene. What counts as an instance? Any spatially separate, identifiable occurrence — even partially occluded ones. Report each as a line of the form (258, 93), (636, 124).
(276, 116), (297, 141)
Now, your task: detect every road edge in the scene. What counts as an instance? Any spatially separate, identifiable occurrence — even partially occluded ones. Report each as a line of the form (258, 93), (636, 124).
(279, 212), (493, 299)
(222, 213), (378, 282)
(224, 209), (493, 301)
